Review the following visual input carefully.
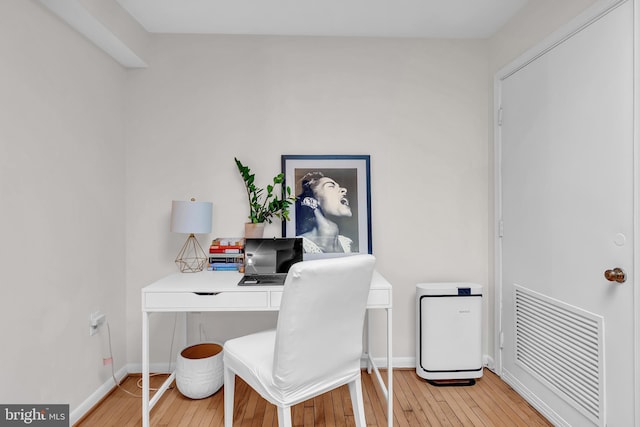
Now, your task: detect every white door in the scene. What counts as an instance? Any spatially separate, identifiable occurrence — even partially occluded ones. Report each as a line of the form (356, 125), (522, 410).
(497, 2), (636, 426)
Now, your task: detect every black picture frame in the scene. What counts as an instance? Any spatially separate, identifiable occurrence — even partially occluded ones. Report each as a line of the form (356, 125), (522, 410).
(281, 155), (372, 259)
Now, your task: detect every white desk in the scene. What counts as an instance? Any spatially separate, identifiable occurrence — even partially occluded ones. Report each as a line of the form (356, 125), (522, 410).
(141, 270), (393, 427)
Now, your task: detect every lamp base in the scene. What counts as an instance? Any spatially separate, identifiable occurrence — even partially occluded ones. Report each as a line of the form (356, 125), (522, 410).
(175, 234), (208, 273)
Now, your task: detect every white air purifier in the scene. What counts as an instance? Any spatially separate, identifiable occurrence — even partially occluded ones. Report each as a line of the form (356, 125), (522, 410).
(416, 283), (483, 385)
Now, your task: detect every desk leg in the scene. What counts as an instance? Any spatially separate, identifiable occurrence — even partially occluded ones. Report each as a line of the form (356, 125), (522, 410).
(366, 311), (372, 374)
(387, 307), (393, 427)
(142, 311), (150, 427)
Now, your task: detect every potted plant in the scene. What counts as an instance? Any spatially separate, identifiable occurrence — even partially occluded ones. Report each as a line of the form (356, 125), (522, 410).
(235, 157), (296, 237)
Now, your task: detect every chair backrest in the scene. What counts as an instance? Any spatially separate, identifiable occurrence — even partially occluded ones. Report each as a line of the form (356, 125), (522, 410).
(272, 254), (376, 393)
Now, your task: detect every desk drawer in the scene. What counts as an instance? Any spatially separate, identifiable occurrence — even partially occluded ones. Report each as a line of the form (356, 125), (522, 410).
(145, 291), (268, 310)
(270, 291), (283, 307)
(267, 289), (390, 309)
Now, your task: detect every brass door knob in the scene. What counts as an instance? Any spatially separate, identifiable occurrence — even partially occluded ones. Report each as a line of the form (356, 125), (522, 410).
(604, 268), (626, 283)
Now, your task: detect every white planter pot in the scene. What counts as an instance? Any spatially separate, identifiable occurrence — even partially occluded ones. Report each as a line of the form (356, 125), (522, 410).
(175, 343), (224, 399)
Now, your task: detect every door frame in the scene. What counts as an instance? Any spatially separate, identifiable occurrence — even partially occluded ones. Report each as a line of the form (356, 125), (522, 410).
(493, 0), (639, 423)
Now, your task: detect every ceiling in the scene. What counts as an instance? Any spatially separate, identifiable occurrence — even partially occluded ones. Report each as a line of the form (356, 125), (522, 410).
(115, 0), (529, 39)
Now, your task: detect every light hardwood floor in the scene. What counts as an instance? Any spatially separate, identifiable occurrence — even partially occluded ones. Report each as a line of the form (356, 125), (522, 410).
(75, 369), (552, 426)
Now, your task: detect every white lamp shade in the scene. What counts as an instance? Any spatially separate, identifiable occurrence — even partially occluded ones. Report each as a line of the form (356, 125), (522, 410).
(171, 200), (213, 234)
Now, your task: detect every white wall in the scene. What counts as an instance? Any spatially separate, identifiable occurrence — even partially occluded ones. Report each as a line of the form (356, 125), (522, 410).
(124, 35), (490, 367)
(489, 0), (600, 72)
(0, 0), (127, 419)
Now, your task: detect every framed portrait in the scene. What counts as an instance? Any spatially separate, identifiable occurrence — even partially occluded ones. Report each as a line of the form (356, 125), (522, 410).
(281, 155), (372, 259)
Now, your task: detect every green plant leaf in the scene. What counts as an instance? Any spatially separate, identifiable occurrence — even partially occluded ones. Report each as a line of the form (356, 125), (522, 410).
(235, 157), (294, 224)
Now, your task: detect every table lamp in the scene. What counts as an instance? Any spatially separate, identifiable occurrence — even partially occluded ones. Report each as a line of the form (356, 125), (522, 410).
(171, 198), (213, 273)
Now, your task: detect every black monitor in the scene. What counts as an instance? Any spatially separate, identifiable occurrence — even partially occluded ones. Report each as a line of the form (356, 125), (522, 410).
(244, 238), (303, 274)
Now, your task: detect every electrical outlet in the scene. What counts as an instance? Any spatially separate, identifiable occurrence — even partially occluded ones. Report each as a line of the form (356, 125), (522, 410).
(89, 311), (106, 336)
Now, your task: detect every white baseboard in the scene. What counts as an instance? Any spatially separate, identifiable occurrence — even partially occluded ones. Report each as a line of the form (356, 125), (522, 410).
(71, 363), (171, 425)
(482, 354), (495, 370)
(364, 354), (493, 370)
(501, 368), (570, 427)
(358, 356), (414, 369)
(70, 366), (128, 425)
(126, 362), (173, 375)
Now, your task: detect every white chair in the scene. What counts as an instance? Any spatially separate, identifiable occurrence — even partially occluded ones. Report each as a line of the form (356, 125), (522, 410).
(223, 254), (376, 427)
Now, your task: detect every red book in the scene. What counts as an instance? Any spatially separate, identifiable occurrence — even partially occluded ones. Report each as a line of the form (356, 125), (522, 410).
(210, 245), (244, 250)
(209, 248), (242, 254)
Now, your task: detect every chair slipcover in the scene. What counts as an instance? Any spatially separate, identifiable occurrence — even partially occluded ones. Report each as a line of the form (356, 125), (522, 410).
(223, 254), (376, 427)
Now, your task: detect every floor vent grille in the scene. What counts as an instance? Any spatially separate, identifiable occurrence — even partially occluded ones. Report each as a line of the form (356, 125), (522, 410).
(514, 285), (605, 425)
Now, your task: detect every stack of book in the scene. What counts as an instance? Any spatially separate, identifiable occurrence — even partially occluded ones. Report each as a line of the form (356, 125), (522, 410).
(208, 238), (245, 272)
